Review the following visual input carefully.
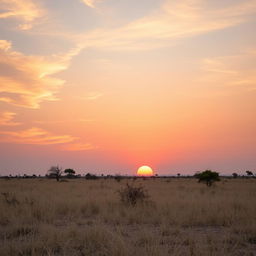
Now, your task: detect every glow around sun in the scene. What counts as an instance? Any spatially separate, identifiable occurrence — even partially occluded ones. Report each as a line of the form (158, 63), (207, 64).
(137, 166), (153, 176)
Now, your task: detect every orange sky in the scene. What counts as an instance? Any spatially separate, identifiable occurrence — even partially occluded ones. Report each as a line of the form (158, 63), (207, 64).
(0, 0), (256, 175)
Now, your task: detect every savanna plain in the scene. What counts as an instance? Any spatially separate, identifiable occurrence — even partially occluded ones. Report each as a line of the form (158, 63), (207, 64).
(0, 177), (256, 256)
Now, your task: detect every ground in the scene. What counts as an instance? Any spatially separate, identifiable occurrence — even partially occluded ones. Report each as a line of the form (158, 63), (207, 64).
(0, 177), (256, 255)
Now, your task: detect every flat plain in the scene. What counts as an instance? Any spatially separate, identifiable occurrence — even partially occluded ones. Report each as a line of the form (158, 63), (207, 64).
(0, 177), (256, 256)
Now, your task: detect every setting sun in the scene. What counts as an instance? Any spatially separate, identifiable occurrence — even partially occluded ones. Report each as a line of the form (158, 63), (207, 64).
(137, 166), (153, 176)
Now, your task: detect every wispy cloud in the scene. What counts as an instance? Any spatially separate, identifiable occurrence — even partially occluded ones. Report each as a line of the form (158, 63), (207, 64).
(83, 91), (103, 100)
(76, 0), (256, 50)
(0, 0), (44, 30)
(0, 112), (20, 126)
(0, 127), (76, 145)
(0, 40), (82, 108)
(62, 142), (98, 151)
(201, 50), (256, 91)
(81, 0), (103, 9)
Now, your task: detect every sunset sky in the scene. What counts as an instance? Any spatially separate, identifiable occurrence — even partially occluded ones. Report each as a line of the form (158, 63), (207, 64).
(0, 0), (256, 175)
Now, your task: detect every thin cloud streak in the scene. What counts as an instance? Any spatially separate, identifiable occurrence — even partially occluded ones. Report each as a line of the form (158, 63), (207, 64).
(0, 127), (76, 145)
(0, 0), (44, 30)
(201, 50), (256, 91)
(81, 0), (104, 9)
(0, 40), (82, 108)
(75, 0), (256, 51)
(83, 91), (103, 100)
(0, 112), (21, 126)
(62, 143), (98, 151)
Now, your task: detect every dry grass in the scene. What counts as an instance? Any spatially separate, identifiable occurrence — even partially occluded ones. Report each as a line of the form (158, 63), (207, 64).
(0, 178), (256, 255)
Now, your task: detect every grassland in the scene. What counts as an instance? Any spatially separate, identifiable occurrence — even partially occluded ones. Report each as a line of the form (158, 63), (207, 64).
(0, 177), (256, 255)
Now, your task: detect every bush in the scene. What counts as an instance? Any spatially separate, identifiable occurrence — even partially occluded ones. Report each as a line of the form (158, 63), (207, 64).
(85, 173), (98, 180)
(118, 183), (149, 206)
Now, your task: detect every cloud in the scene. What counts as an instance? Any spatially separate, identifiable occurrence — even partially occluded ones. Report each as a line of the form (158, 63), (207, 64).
(0, 40), (82, 108)
(0, 0), (44, 30)
(0, 127), (76, 145)
(61, 142), (98, 151)
(0, 112), (20, 126)
(77, 0), (256, 50)
(81, 0), (102, 8)
(201, 50), (256, 91)
(83, 91), (103, 100)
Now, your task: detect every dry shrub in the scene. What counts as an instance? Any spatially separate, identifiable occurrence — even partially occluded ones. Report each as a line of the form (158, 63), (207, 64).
(118, 183), (149, 206)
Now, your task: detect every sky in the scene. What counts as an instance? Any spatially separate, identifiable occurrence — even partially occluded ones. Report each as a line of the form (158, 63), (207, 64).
(0, 0), (256, 176)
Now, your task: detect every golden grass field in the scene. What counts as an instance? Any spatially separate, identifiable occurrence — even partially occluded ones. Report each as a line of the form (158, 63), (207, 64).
(0, 177), (256, 255)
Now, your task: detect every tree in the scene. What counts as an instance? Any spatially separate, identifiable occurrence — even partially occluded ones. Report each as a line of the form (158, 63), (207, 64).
(246, 170), (253, 177)
(64, 168), (75, 178)
(194, 170), (220, 186)
(232, 172), (238, 179)
(47, 166), (62, 181)
(85, 173), (98, 180)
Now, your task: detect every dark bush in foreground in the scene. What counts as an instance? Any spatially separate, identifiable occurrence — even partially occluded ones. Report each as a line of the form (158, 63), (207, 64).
(195, 170), (220, 186)
(118, 183), (149, 206)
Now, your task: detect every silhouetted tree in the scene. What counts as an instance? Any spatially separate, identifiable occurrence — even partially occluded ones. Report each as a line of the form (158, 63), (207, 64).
(47, 166), (62, 181)
(246, 170), (253, 177)
(85, 173), (98, 180)
(232, 173), (238, 179)
(194, 170), (220, 186)
(64, 168), (75, 178)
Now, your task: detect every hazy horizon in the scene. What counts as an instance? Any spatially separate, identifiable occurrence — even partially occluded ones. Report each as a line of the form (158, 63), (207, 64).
(0, 0), (256, 175)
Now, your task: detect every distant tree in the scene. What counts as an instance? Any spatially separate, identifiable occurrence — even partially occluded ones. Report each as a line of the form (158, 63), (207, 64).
(246, 170), (253, 177)
(232, 173), (238, 179)
(177, 173), (181, 178)
(47, 166), (62, 181)
(64, 168), (76, 178)
(194, 170), (220, 187)
(85, 173), (98, 180)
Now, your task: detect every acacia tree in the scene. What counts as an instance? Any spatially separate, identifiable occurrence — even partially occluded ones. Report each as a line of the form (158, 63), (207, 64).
(47, 166), (62, 181)
(64, 168), (75, 178)
(246, 170), (253, 177)
(194, 170), (220, 186)
(232, 172), (238, 179)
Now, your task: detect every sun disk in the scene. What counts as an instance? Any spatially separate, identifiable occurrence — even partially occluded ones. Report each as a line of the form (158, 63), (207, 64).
(137, 165), (153, 176)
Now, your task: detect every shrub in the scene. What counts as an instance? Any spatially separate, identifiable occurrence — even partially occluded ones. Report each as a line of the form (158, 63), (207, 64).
(85, 173), (98, 180)
(232, 173), (238, 179)
(118, 183), (149, 206)
(114, 175), (122, 182)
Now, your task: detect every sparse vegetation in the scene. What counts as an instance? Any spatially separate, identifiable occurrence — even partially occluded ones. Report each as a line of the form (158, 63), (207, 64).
(0, 178), (255, 255)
